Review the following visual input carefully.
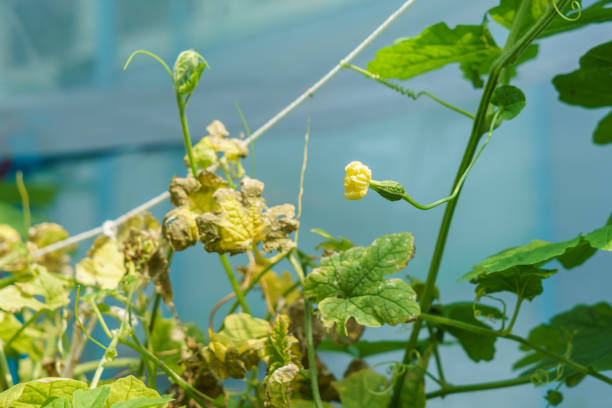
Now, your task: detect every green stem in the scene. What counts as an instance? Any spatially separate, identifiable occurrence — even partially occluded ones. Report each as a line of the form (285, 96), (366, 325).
(16, 171), (31, 234)
(0, 340), (13, 390)
(504, 297), (523, 335)
(90, 332), (120, 389)
(5, 309), (45, 350)
(220, 254), (251, 314)
(74, 358), (139, 377)
(427, 325), (447, 387)
(389, 1), (572, 404)
(176, 92), (198, 178)
(305, 299), (324, 408)
(421, 313), (612, 387)
(426, 375), (533, 399)
(342, 63), (475, 119)
(227, 250), (291, 315)
(120, 339), (218, 407)
(235, 102), (255, 176)
(0, 273), (32, 290)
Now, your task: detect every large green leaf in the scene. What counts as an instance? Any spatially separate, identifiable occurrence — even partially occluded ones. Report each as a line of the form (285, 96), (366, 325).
(332, 369), (390, 408)
(553, 40), (612, 108)
(489, 0), (548, 38)
(0, 378), (88, 408)
(593, 110), (612, 145)
(440, 303), (503, 362)
(514, 302), (612, 385)
(462, 219), (612, 282)
(473, 266), (558, 301)
(304, 232), (419, 331)
(109, 398), (173, 408)
(40, 398), (71, 408)
(368, 23), (501, 85)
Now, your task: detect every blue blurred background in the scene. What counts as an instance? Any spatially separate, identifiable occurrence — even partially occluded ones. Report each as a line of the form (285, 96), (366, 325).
(1, 0), (611, 406)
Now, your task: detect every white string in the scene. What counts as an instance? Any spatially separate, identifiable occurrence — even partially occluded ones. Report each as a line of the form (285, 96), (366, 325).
(31, 0), (418, 259)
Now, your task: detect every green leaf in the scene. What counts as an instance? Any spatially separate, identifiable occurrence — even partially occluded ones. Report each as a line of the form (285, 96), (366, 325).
(440, 302), (503, 362)
(73, 387), (110, 408)
(0, 311), (41, 357)
(0, 378), (88, 408)
(109, 397), (173, 408)
(173, 49), (209, 98)
(317, 339), (409, 358)
(221, 313), (271, 342)
(462, 219), (612, 283)
(593, 110), (612, 145)
(473, 266), (557, 301)
(332, 369), (390, 408)
(19, 266), (70, 311)
(41, 397), (71, 408)
(304, 232), (420, 331)
(553, 40), (612, 108)
(491, 85), (526, 120)
(545, 390), (564, 406)
(0, 285), (45, 313)
(514, 302), (612, 386)
(368, 23), (501, 84)
(398, 364), (426, 408)
(489, 0), (549, 37)
(105, 377), (162, 408)
(311, 228), (354, 253)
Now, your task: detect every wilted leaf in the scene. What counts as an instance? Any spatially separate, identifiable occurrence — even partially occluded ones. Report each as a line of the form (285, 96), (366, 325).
(0, 378), (88, 408)
(491, 85), (526, 120)
(440, 302), (503, 362)
(76, 236), (126, 290)
(368, 23), (501, 86)
(332, 369), (390, 408)
(259, 270), (300, 314)
(514, 302), (612, 386)
(304, 232), (419, 331)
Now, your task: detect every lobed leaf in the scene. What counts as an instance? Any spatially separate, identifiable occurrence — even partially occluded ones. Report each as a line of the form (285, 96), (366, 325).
(0, 378), (88, 408)
(368, 23), (501, 85)
(332, 369), (390, 408)
(304, 232), (419, 332)
(72, 387), (111, 408)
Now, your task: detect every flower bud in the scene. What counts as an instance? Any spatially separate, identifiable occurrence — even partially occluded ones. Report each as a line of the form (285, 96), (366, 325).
(369, 180), (405, 202)
(344, 161), (371, 200)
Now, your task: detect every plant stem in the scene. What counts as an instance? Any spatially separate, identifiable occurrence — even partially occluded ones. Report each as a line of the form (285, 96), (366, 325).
(427, 325), (447, 386)
(304, 299), (324, 408)
(389, 1), (572, 404)
(5, 309), (45, 350)
(0, 272), (33, 291)
(176, 93), (198, 178)
(421, 313), (612, 387)
(504, 297), (523, 334)
(0, 340), (13, 390)
(74, 358), (139, 377)
(16, 171), (31, 234)
(90, 332), (120, 389)
(342, 63), (475, 119)
(426, 375), (533, 399)
(220, 253), (251, 314)
(120, 339), (219, 407)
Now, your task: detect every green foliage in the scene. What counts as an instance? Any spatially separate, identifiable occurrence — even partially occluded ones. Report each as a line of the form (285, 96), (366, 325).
(311, 229), (354, 253)
(304, 232), (420, 331)
(514, 303), (612, 385)
(0, 378), (88, 408)
(440, 303), (503, 362)
(173, 49), (209, 99)
(545, 389), (563, 406)
(491, 85), (526, 120)
(594, 111), (612, 145)
(332, 369), (390, 408)
(368, 23), (501, 87)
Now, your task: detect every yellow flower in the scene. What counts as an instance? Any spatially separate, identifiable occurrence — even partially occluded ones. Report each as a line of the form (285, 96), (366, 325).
(344, 161), (371, 200)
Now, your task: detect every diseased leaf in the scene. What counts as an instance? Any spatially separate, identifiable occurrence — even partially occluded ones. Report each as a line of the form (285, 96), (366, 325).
(491, 85), (526, 120)
(18, 266), (70, 310)
(332, 369), (390, 408)
(0, 285), (45, 312)
(259, 269), (300, 314)
(593, 110), (612, 145)
(0, 378), (88, 408)
(73, 387), (110, 408)
(76, 236), (126, 290)
(440, 303), (503, 362)
(105, 376), (163, 408)
(398, 362), (426, 408)
(27, 222), (74, 275)
(304, 232), (419, 331)
(368, 23), (501, 85)
(514, 302), (612, 386)
(553, 40), (612, 108)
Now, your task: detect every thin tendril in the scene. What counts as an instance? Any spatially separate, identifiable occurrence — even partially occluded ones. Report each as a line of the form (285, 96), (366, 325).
(551, 0), (582, 21)
(74, 285), (109, 352)
(123, 49), (173, 79)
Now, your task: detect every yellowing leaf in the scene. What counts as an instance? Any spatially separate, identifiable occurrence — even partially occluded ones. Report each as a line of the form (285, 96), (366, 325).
(0, 311), (41, 357)
(0, 378), (88, 408)
(0, 285), (45, 312)
(260, 270), (300, 314)
(105, 376), (163, 408)
(76, 236), (126, 289)
(18, 266), (70, 310)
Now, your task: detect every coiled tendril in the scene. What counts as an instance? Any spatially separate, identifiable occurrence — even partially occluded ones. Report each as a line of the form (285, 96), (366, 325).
(551, 0), (582, 22)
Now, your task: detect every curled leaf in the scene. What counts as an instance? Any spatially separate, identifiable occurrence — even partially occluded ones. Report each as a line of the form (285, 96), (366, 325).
(173, 49), (209, 98)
